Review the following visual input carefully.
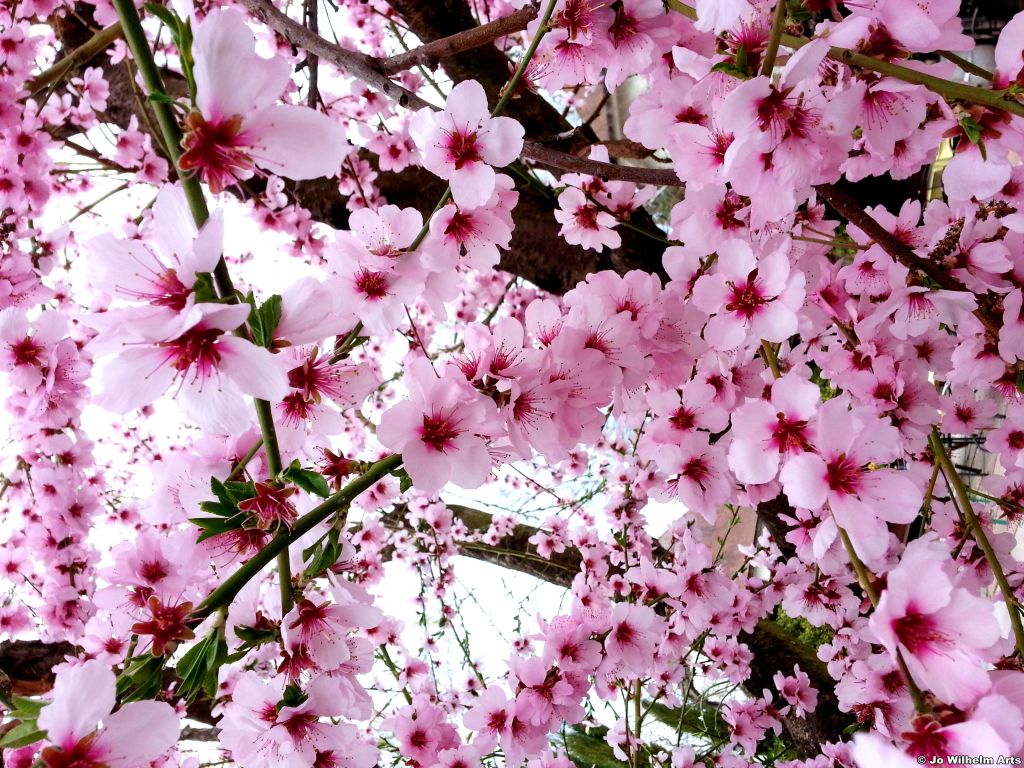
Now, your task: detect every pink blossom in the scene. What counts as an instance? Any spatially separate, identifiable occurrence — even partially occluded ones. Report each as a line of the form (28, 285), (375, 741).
(553, 187), (622, 251)
(409, 80), (524, 209)
(728, 369), (819, 485)
(377, 359), (499, 493)
(779, 397), (923, 564)
(692, 238), (804, 350)
(94, 302), (288, 433)
(603, 602), (663, 674)
(870, 535), (1001, 708)
(37, 660), (179, 767)
(772, 664), (818, 717)
(181, 7), (347, 192)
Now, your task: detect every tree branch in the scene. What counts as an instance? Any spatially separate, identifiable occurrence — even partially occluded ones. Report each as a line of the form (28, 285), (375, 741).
(522, 142), (683, 187)
(378, 502), (853, 756)
(236, 0), (431, 110)
(27, 22), (122, 95)
(379, 6), (538, 75)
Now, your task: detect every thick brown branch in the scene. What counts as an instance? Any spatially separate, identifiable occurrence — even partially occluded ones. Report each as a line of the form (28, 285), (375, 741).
(522, 142), (683, 187)
(380, 6), (538, 75)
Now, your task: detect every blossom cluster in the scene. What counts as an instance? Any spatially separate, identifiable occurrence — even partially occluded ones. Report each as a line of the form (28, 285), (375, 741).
(4, 0), (1024, 767)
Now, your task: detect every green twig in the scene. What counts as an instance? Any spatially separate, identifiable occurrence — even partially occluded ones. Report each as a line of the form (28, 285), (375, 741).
(761, 0), (788, 76)
(191, 454), (402, 623)
(929, 428), (1024, 658)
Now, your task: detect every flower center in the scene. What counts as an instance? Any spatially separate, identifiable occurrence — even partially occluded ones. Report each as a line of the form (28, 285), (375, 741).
(10, 336), (43, 366)
(725, 278), (768, 319)
(159, 326), (223, 375)
(420, 413), (460, 452)
(179, 112), (254, 194)
(825, 454), (861, 495)
(354, 269), (390, 299)
(893, 610), (946, 656)
(445, 130), (483, 170)
(772, 413), (811, 453)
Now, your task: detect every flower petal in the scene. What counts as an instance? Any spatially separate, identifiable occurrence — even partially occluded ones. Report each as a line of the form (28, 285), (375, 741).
(247, 104), (348, 181)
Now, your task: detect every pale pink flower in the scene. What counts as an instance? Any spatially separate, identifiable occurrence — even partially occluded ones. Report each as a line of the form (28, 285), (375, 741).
(38, 659), (179, 767)
(553, 187), (621, 251)
(95, 303), (288, 433)
(181, 7), (348, 192)
(377, 358), (499, 493)
(85, 184), (223, 344)
(772, 665), (818, 717)
(692, 238), (804, 350)
(870, 535), (1001, 708)
(409, 80), (524, 209)
(282, 597), (381, 672)
(778, 397), (922, 564)
(604, 603), (663, 674)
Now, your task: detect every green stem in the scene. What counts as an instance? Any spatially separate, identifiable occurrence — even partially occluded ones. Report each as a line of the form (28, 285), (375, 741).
(112, 0), (293, 613)
(665, 0), (1024, 118)
(939, 50), (994, 82)
(491, 0), (558, 117)
(192, 454), (402, 623)
(760, 340), (782, 379)
(837, 526), (927, 712)
(761, 0), (788, 76)
(225, 440), (264, 481)
(929, 429), (1024, 658)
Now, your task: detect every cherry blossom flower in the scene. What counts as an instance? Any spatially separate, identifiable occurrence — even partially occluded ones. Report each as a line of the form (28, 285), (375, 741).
(37, 660), (179, 767)
(181, 7), (348, 192)
(870, 535), (1002, 708)
(94, 302), (288, 433)
(377, 359), (500, 493)
(691, 237), (805, 350)
(728, 369), (819, 485)
(779, 397), (923, 564)
(554, 187), (621, 252)
(409, 80), (524, 209)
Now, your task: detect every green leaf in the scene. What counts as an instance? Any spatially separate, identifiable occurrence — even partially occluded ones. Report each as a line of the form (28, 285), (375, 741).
(210, 477), (233, 506)
(198, 501), (236, 517)
(959, 115), (988, 161)
(393, 467), (413, 493)
(556, 725), (627, 768)
(0, 721), (45, 749)
(235, 624), (280, 650)
(176, 630), (228, 702)
(9, 696), (45, 718)
(193, 272), (218, 303)
(280, 683), (308, 710)
(224, 480), (256, 500)
(282, 462), (330, 498)
(303, 535), (342, 580)
(245, 293), (264, 346)
(258, 295), (283, 346)
(116, 653), (165, 702)
(144, 3), (180, 31)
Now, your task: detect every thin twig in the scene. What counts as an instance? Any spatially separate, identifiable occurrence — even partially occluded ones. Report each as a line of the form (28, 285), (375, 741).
(27, 23), (123, 95)
(929, 429), (1024, 659)
(379, 6), (538, 74)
